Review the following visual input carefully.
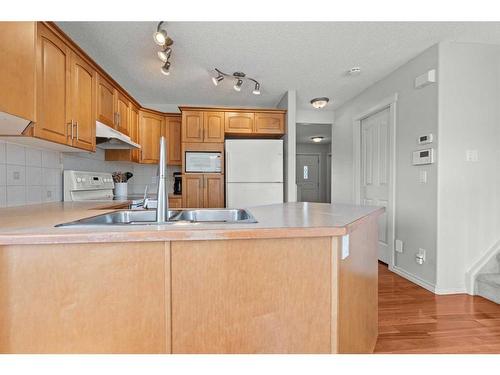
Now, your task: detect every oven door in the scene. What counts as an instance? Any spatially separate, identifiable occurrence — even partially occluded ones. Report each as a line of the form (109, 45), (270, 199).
(185, 152), (222, 173)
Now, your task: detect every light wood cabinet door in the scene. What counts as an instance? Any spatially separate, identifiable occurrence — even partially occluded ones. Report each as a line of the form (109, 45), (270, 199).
(204, 174), (224, 208)
(34, 23), (71, 145)
(138, 111), (163, 164)
(169, 196), (182, 209)
(166, 116), (182, 165)
(0, 22), (36, 122)
(224, 112), (254, 134)
(96, 74), (115, 128)
(115, 91), (130, 135)
(182, 111), (203, 143)
(70, 52), (95, 151)
(254, 112), (285, 135)
(182, 174), (204, 208)
(203, 112), (224, 143)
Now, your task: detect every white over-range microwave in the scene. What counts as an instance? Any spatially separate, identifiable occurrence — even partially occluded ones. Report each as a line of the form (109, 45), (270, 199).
(185, 151), (222, 173)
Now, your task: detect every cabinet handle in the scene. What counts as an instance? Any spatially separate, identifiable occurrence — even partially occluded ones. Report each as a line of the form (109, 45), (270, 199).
(67, 120), (74, 139)
(74, 121), (79, 141)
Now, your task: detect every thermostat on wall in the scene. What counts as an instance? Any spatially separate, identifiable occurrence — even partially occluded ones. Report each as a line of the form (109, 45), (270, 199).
(412, 148), (434, 165)
(418, 133), (433, 145)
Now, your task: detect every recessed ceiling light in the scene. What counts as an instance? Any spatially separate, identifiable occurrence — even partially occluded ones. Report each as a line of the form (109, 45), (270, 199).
(311, 136), (324, 143)
(348, 66), (361, 75)
(310, 97), (330, 109)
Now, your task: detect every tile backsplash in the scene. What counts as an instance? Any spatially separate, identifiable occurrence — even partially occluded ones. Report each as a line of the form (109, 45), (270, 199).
(0, 141), (181, 208)
(0, 140), (62, 207)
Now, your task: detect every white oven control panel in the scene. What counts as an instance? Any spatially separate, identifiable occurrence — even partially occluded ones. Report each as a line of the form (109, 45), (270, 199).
(63, 170), (114, 201)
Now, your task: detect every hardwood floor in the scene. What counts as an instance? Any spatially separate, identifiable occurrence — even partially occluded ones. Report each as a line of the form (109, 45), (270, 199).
(375, 263), (500, 353)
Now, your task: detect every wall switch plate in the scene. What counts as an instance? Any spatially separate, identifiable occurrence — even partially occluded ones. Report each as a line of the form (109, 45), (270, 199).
(13, 171), (20, 180)
(395, 239), (404, 253)
(415, 69), (436, 89)
(341, 235), (350, 260)
(418, 170), (427, 184)
(416, 248), (426, 265)
(465, 150), (479, 162)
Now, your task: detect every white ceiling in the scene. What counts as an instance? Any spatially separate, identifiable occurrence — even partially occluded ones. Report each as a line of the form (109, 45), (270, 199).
(57, 22), (500, 110)
(296, 123), (332, 144)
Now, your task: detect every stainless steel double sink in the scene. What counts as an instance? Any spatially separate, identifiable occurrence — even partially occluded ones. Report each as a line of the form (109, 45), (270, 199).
(56, 208), (257, 227)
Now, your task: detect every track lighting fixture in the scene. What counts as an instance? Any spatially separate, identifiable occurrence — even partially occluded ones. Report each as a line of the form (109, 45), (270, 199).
(154, 21), (174, 76)
(310, 97), (330, 109)
(211, 68), (261, 95)
(161, 61), (171, 76)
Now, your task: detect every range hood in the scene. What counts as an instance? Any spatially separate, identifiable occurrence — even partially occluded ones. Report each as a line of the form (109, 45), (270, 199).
(95, 121), (140, 150)
(0, 111), (32, 135)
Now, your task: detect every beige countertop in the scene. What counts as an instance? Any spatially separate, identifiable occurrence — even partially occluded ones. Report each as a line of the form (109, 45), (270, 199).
(0, 202), (384, 245)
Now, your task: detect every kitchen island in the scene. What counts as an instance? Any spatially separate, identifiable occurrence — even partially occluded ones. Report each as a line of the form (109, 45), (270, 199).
(0, 202), (383, 354)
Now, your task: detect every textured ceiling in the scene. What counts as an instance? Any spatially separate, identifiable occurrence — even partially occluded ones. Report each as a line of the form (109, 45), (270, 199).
(57, 22), (500, 110)
(296, 123), (332, 144)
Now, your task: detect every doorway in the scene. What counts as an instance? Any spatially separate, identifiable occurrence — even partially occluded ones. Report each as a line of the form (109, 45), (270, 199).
(296, 123), (332, 203)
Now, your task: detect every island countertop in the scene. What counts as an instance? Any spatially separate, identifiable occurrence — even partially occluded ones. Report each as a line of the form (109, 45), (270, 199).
(0, 202), (384, 245)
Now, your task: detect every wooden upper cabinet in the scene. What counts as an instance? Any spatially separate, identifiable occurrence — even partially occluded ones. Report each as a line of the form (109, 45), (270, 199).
(182, 111), (203, 142)
(115, 91), (130, 135)
(255, 112), (285, 135)
(203, 112), (225, 143)
(138, 111), (163, 164)
(182, 174), (204, 208)
(0, 22), (36, 122)
(69, 52), (95, 151)
(34, 23), (71, 145)
(166, 115), (182, 165)
(224, 112), (254, 134)
(204, 174), (224, 208)
(96, 73), (115, 128)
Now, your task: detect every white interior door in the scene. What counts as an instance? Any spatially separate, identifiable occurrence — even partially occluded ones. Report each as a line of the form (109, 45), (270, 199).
(296, 154), (320, 202)
(361, 108), (392, 264)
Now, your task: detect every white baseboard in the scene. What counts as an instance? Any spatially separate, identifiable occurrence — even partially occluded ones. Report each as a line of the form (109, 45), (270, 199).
(389, 265), (436, 293)
(434, 286), (467, 295)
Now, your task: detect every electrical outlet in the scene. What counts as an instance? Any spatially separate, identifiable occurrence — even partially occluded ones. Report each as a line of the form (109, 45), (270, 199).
(395, 239), (404, 253)
(13, 171), (20, 180)
(418, 170), (427, 184)
(465, 150), (479, 162)
(416, 248), (426, 265)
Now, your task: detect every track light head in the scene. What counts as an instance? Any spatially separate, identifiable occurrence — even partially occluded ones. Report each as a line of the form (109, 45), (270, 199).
(161, 61), (171, 76)
(212, 74), (224, 86)
(153, 30), (168, 46)
(158, 47), (172, 62)
(233, 79), (243, 92)
(252, 82), (261, 95)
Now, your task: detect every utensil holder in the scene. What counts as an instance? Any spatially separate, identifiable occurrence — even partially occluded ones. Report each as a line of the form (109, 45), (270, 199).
(114, 182), (128, 198)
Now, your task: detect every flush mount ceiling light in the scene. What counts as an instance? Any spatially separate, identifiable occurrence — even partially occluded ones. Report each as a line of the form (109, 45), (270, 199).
(311, 136), (324, 143)
(310, 97), (330, 109)
(212, 68), (261, 95)
(348, 66), (362, 76)
(154, 21), (174, 76)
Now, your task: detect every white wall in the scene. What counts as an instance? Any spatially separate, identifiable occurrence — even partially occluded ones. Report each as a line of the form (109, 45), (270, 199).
(296, 142), (331, 203)
(333, 45), (439, 286)
(296, 109), (335, 125)
(437, 42), (500, 293)
(277, 90), (297, 202)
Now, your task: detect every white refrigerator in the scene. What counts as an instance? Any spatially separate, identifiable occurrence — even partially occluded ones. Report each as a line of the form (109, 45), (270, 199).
(225, 139), (284, 208)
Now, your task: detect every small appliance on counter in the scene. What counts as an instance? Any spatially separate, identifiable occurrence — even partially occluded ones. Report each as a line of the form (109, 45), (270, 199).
(173, 172), (182, 195)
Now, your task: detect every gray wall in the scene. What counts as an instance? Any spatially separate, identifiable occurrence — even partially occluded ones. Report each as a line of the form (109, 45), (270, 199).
(437, 42), (500, 293)
(278, 90), (297, 202)
(333, 44), (439, 286)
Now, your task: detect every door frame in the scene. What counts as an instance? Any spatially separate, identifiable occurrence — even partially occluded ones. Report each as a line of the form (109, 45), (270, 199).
(296, 152), (321, 202)
(352, 93), (397, 267)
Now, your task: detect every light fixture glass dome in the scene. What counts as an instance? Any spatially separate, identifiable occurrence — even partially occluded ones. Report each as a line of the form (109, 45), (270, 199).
(310, 97), (330, 109)
(311, 136), (324, 143)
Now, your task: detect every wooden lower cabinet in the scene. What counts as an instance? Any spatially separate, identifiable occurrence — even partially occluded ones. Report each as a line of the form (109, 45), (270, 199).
(182, 174), (224, 208)
(0, 242), (169, 353)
